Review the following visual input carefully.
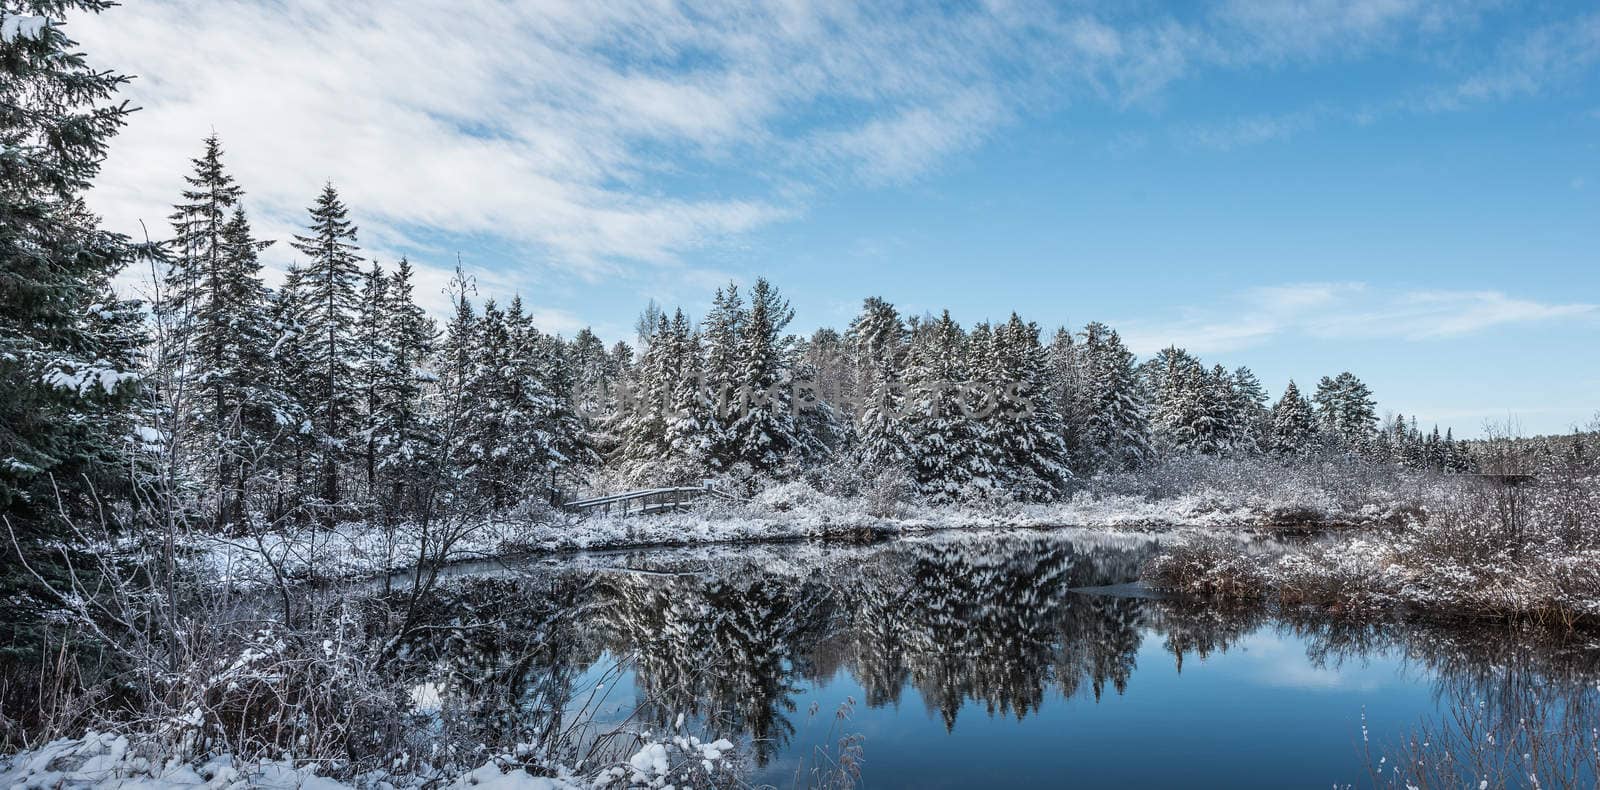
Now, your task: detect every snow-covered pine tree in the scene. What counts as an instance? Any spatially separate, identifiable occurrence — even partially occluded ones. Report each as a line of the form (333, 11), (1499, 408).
(372, 257), (438, 516)
(1078, 323), (1150, 470)
(1143, 346), (1197, 453)
(902, 311), (987, 501)
(266, 261), (317, 517)
(1267, 379), (1318, 455)
(1229, 366), (1269, 453)
(726, 279), (799, 474)
(1442, 428), (1468, 472)
(1424, 424), (1443, 471)
(432, 269), (480, 499)
(966, 320), (1004, 488)
(0, 0), (149, 627)
(502, 297), (565, 495)
(1200, 364), (1238, 454)
(1045, 327), (1087, 469)
(618, 313), (673, 469)
(662, 309), (715, 472)
(569, 327), (617, 456)
(1313, 372), (1378, 453)
(846, 297), (910, 473)
(1146, 348), (1214, 454)
(288, 184), (364, 520)
(161, 136), (244, 504)
(701, 284), (743, 467)
(460, 299), (515, 506)
(791, 329), (849, 463)
(529, 321), (597, 475)
(353, 260), (392, 505)
(1140, 346), (1194, 412)
(212, 206), (290, 525)
(988, 315), (1071, 499)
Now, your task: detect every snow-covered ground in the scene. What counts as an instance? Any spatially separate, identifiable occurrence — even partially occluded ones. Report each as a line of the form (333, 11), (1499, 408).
(193, 473), (1408, 587)
(0, 730), (736, 790)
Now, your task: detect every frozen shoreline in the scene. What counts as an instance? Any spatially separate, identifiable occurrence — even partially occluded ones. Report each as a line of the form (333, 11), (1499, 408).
(192, 482), (1400, 588)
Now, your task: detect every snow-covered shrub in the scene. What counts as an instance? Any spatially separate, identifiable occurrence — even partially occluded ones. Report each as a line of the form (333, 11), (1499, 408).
(1141, 537), (1270, 597)
(862, 467), (915, 519)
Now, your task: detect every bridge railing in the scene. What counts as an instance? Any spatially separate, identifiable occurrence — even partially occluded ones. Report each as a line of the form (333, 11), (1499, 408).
(563, 482), (739, 516)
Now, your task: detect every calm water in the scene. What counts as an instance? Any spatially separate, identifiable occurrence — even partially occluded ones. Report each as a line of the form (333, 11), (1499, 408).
(379, 530), (1600, 788)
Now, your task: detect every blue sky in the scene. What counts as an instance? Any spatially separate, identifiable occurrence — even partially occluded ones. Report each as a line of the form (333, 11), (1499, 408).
(77, 0), (1598, 436)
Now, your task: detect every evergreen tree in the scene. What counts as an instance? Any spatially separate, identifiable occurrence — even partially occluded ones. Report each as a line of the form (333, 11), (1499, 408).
(984, 315), (1071, 499)
(161, 136), (245, 504)
(618, 315), (673, 468)
(570, 327), (616, 454)
(702, 284), (744, 466)
(288, 184), (363, 518)
(1044, 327), (1087, 468)
(0, 0), (147, 632)
(1229, 366), (1269, 453)
(501, 297), (564, 492)
(459, 299), (515, 505)
(726, 279), (799, 473)
(372, 258), (438, 515)
(266, 261), (316, 515)
(1268, 380), (1318, 455)
(792, 328), (849, 462)
(662, 309), (715, 471)
(846, 297), (910, 473)
(526, 318), (595, 474)
(903, 311), (988, 501)
(1078, 323), (1150, 470)
(353, 260), (392, 503)
(1313, 372), (1378, 453)
(210, 207), (289, 525)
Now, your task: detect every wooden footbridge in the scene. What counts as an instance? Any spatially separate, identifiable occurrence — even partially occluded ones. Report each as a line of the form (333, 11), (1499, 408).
(562, 483), (740, 517)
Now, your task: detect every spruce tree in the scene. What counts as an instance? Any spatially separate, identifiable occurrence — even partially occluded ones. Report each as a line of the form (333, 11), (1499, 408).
(460, 299), (514, 505)
(1229, 366), (1269, 453)
(288, 184), (363, 519)
(372, 258), (438, 515)
(1268, 380), (1318, 455)
(701, 284), (743, 465)
(353, 260), (392, 504)
(212, 206), (289, 525)
(1045, 327), (1086, 468)
(726, 279), (799, 474)
(267, 261), (316, 516)
(1313, 372), (1378, 453)
(903, 311), (987, 501)
(1078, 323), (1150, 470)
(0, 0), (146, 634)
(161, 136), (244, 502)
(987, 315), (1071, 499)
(662, 309), (715, 471)
(793, 328), (849, 463)
(618, 315), (673, 468)
(846, 297), (910, 473)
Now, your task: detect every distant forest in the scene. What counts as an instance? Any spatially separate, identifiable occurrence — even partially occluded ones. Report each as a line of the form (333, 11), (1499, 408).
(7, 132), (1485, 542)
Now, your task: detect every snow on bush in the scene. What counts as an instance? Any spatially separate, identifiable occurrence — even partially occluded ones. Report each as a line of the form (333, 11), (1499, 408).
(1143, 468), (1600, 627)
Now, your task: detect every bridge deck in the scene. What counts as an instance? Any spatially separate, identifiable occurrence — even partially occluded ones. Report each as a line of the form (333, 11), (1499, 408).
(563, 484), (737, 515)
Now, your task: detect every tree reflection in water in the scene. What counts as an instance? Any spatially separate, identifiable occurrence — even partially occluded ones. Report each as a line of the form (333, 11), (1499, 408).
(377, 531), (1599, 780)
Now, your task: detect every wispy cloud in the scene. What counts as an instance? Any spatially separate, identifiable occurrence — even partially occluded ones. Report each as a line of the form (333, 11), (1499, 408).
(1120, 282), (1596, 355)
(67, 0), (1600, 319)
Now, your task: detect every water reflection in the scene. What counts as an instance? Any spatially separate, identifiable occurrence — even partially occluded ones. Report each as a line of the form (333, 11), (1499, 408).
(375, 531), (1600, 785)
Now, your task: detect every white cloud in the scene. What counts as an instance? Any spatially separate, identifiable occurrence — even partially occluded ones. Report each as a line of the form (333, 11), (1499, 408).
(64, 0), (1600, 325)
(1120, 282), (1596, 355)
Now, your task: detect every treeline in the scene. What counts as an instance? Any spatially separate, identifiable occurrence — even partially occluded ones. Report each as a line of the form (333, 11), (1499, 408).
(133, 137), (1484, 530)
(8, 126), (1481, 545)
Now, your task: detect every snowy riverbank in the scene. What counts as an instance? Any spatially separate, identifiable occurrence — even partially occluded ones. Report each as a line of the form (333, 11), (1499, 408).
(0, 730), (736, 790)
(194, 468), (1419, 587)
